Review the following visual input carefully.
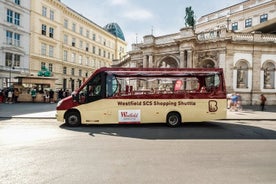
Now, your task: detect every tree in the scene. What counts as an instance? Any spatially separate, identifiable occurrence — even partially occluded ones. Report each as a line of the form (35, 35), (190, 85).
(184, 6), (196, 28)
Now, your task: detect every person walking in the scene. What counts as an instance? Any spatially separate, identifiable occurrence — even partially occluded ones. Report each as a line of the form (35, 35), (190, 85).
(260, 94), (266, 111)
(31, 88), (37, 103)
(49, 89), (54, 103)
(13, 88), (19, 103)
(8, 89), (13, 104)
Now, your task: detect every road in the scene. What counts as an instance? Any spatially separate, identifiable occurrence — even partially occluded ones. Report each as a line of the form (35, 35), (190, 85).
(1, 118), (276, 184)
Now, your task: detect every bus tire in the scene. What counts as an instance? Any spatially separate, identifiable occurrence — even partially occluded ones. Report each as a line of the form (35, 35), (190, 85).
(166, 112), (181, 127)
(65, 110), (81, 127)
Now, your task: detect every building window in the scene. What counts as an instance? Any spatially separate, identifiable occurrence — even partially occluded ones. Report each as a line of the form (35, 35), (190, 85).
(79, 27), (83, 35)
(71, 53), (76, 62)
(236, 61), (249, 89)
(263, 62), (275, 89)
(245, 18), (252, 28)
(92, 34), (96, 41)
(72, 23), (76, 32)
(7, 9), (13, 23)
(72, 38), (76, 47)
(79, 69), (82, 77)
(41, 62), (46, 69)
(63, 67), (67, 74)
(63, 50), (68, 61)
(49, 27), (54, 38)
(50, 10), (54, 21)
(14, 12), (20, 25)
(86, 43), (89, 51)
(5, 53), (13, 67)
(86, 30), (90, 38)
(63, 34), (68, 44)
(41, 43), (46, 56)
(49, 45), (54, 57)
(98, 48), (101, 56)
(64, 19), (68, 28)
(232, 22), (238, 31)
(14, 33), (20, 47)
(49, 63), (53, 72)
(14, 54), (20, 67)
(6, 31), (13, 45)
(15, 0), (20, 5)
(42, 6), (47, 17)
(42, 24), (47, 35)
(79, 55), (83, 64)
(92, 46), (96, 54)
(86, 57), (89, 65)
(79, 40), (83, 49)
(71, 68), (75, 75)
(260, 14), (268, 23)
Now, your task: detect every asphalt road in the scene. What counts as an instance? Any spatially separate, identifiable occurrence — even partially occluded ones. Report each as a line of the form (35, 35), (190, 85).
(1, 119), (276, 184)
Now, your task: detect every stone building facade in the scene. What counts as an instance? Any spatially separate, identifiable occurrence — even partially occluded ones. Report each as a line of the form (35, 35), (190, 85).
(30, 0), (127, 91)
(0, 0), (30, 88)
(114, 0), (276, 105)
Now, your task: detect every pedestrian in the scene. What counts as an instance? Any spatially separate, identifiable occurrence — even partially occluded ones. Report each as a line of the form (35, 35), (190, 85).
(13, 88), (19, 103)
(8, 89), (13, 104)
(44, 90), (49, 103)
(31, 88), (37, 103)
(49, 89), (54, 103)
(231, 93), (238, 111)
(236, 93), (242, 111)
(260, 94), (266, 111)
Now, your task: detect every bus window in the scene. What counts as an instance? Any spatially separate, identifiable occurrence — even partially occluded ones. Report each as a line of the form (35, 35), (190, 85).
(106, 74), (119, 97)
(86, 73), (102, 102)
(205, 74), (220, 91)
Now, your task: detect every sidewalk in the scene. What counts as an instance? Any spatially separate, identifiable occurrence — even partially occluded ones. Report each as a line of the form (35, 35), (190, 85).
(0, 103), (276, 120)
(0, 103), (56, 119)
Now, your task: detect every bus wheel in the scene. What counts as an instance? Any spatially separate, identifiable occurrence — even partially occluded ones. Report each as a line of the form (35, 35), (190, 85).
(166, 112), (181, 127)
(65, 111), (81, 127)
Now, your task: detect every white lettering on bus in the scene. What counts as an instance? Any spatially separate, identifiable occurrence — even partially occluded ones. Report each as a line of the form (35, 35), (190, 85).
(117, 100), (196, 106)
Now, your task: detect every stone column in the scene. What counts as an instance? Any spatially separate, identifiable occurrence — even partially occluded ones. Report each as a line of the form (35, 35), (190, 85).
(143, 55), (148, 68)
(148, 55), (153, 68)
(180, 51), (185, 68)
(187, 50), (193, 68)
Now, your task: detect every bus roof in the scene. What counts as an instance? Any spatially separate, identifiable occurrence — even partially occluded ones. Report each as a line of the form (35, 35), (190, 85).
(99, 67), (223, 77)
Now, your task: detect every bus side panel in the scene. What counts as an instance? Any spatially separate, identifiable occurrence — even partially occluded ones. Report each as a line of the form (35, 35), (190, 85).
(74, 98), (226, 124)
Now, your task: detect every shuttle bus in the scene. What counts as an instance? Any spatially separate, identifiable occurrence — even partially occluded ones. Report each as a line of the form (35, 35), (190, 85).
(56, 67), (227, 127)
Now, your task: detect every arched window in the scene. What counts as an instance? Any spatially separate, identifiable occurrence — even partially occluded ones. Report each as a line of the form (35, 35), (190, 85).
(201, 59), (215, 68)
(236, 61), (249, 89)
(263, 62), (275, 89)
(158, 57), (178, 68)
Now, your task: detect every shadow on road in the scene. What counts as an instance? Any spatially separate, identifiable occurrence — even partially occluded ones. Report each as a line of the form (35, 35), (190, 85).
(60, 121), (276, 140)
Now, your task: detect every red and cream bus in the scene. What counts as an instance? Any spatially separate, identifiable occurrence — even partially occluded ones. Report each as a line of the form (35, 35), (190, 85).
(56, 67), (227, 127)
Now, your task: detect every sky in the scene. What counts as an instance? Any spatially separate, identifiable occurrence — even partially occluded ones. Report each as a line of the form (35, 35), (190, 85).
(62, 0), (244, 50)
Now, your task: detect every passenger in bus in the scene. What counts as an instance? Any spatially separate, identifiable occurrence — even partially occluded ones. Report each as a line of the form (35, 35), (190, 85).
(200, 86), (207, 93)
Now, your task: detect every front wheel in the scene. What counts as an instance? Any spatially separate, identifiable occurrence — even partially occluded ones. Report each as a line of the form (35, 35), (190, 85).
(166, 112), (181, 127)
(65, 111), (81, 127)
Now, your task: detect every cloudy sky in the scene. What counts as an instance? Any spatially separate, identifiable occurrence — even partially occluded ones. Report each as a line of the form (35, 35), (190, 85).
(62, 0), (244, 50)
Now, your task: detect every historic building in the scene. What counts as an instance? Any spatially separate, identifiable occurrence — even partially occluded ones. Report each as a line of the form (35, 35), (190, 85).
(0, 0), (30, 88)
(30, 0), (127, 91)
(115, 0), (276, 105)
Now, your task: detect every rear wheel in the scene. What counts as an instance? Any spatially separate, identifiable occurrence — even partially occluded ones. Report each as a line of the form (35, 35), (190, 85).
(65, 111), (81, 127)
(166, 112), (181, 127)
